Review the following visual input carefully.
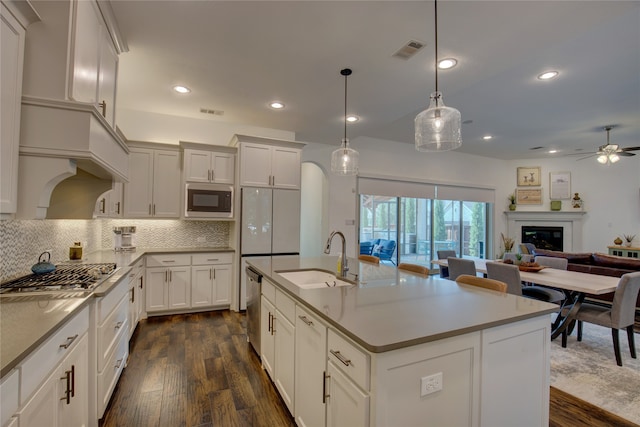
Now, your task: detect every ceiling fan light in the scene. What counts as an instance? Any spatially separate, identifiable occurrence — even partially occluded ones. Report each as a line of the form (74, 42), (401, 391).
(609, 153), (620, 163)
(415, 92), (462, 151)
(331, 138), (359, 175)
(597, 154), (608, 164)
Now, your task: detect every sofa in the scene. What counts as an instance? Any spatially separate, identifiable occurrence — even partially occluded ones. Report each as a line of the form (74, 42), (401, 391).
(360, 239), (396, 264)
(531, 248), (640, 307)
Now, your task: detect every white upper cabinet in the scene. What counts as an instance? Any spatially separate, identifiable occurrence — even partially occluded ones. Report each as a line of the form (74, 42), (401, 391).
(231, 135), (305, 189)
(0, 3), (30, 217)
(124, 145), (181, 218)
(69, 0), (118, 127)
(183, 146), (235, 184)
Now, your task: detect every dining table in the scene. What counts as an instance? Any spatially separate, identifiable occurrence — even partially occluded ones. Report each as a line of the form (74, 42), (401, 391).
(433, 257), (621, 339)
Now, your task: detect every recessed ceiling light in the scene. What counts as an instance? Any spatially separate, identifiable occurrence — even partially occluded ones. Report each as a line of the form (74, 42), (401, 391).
(270, 101), (285, 109)
(438, 58), (458, 70)
(173, 85), (191, 93)
(482, 135), (492, 140)
(537, 71), (559, 80)
(346, 115), (359, 123)
(548, 149), (558, 154)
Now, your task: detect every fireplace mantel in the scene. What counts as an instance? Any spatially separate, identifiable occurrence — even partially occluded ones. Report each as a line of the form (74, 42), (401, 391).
(504, 210), (587, 252)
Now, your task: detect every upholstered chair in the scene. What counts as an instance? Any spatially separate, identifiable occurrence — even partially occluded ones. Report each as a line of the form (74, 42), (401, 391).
(437, 250), (456, 278)
(485, 261), (523, 296)
(562, 271), (640, 366)
(446, 257), (477, 281)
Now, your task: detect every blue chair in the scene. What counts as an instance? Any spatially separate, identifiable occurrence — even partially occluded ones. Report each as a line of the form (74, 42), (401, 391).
(372, 240), (396, 265)
(360, 240), (375, 255)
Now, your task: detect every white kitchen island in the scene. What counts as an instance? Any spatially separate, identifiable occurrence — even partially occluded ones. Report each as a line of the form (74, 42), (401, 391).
(247, 256), (557, 427)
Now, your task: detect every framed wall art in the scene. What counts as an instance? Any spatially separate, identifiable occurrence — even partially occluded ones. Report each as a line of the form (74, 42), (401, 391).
(516, 188), (542, 205)
(517, 167), (541, 186)
(549, 171), (571, 200)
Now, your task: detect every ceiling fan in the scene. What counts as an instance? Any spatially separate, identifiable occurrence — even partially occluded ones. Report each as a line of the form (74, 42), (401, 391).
(577, 126), (640, 164)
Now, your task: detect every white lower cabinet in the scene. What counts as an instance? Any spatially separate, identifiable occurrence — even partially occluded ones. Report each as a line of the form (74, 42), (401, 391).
(146, 252), (233, 315)
(146, 254), (191, 313)
(326, 361), (369, 427)
(95, 275), (130, 419)
(128, 258), (145, 338)
(19, 333), (89, 427)
(294, 306), (327, 427)
(260, 279), (295, 414)
(191, 253), (232, 308)
(17, 306), (90, 427)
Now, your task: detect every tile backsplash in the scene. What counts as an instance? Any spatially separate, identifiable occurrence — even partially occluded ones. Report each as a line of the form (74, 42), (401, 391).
(0, 219), (230, 282)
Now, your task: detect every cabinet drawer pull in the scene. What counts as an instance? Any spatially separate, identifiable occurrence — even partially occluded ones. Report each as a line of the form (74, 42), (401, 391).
(149, 204), (152, 215)
(100, 198), (106, 213)
(99, 100), (107, 117)
(115, 321), (124, 329)
(207, 258), (219, 262)
(115, 358), (123, 369)
(329, 349), (351, 367)
(59, 334), (78, 349)
(116, 201), (121, 214)
(71, 364), (75, 397)
(298, 315), (314, 326)
(162, 260), (176, 263)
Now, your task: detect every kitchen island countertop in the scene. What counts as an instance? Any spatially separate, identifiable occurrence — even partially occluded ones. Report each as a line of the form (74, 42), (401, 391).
(247, 256), (558, 353)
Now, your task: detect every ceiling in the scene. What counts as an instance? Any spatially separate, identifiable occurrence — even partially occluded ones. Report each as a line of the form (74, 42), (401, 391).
(110, 1), (640, 160)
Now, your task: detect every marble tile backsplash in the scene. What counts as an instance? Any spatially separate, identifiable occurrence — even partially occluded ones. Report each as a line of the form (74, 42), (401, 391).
(0, 219), (230, 282)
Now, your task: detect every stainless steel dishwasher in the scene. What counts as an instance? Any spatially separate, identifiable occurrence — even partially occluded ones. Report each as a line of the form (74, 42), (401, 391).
(246, 266), (262, 354)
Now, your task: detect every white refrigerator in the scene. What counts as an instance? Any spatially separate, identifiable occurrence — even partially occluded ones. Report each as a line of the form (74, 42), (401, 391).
(239, 187), (300, 309)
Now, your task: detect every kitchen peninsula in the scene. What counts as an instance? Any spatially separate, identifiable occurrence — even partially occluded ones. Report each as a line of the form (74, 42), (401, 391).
(247, 256), (557, 427)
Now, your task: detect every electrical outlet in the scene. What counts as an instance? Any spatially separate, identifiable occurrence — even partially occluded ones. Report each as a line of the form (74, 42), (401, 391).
(420, 372), (443, 397)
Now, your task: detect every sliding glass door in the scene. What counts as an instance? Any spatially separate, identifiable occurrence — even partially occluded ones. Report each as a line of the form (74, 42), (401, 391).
(360, 195), (488, 267)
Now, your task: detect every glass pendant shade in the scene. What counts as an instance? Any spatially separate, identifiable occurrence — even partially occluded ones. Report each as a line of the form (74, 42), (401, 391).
(597, 154), (608, 164)
(415, 91), (462, 151)
(331, 138), (359, 175)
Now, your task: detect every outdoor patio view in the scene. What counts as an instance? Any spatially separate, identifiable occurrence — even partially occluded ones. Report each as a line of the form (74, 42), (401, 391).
(359, 195), (489, 267)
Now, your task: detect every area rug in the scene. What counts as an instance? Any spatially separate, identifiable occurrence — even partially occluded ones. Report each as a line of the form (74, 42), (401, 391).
(550, 322), (640, 424)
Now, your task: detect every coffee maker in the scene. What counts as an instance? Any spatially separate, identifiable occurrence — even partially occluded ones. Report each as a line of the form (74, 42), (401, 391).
(113, 226), (136, 252)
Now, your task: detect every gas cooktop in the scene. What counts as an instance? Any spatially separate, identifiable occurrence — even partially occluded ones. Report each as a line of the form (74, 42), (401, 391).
(0, 263), (117, 294)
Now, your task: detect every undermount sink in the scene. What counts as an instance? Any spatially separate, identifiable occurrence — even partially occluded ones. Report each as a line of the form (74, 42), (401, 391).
(276, 269), (353, 289)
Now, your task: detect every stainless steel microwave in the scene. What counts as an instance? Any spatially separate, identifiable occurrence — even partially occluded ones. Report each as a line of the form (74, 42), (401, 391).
(185, 184), (233, 218)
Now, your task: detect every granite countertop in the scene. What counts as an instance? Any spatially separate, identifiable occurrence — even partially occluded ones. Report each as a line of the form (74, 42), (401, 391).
(247, 256), (558, 353)
(0, 246), (235, 379)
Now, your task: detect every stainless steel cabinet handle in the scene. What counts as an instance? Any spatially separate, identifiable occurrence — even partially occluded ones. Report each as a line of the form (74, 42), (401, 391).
(213, 269), (216, 280)
(99, 198), (106, 213)
(207, 259), (219, 262)
(169, 270), (172, 281)
(162, 260), (176, 263)
(329, 349), (351, 367)
(210, 268), (212, 280)
(131, 287), (135, 303)
(148, 204), (152, 215)
(99, 100), (107, 117)
(115, 358), (123, 369)
(298, 315), (314, 326)
(210, 169), (215, 181)
(115, 321), (123, 329)
(153, 204), (156, 215)
(71, 364), (75, 397)
(59, 334), (78, 349)
(115, 201), (121, 214)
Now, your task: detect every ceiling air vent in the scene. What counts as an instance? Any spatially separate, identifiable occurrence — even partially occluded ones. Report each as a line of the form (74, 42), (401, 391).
(200, 108), (224, 116)
(392, 40), (426, 60)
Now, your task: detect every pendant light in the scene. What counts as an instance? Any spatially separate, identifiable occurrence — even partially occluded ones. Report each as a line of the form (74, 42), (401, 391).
(415, 0), (462, 152)
(331, 68), (359, 175)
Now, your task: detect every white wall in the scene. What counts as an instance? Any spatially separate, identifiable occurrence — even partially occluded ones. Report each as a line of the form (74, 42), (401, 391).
(300, 162), (329, 257)
(117, 108), (295, 146)
(301, 136), (640, 258)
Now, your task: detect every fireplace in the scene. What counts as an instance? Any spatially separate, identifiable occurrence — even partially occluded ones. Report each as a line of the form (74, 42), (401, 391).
(522, 226), (563, 251)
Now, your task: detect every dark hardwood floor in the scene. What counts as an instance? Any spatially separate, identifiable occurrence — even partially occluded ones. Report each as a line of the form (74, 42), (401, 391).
(101, 310), (637, 427)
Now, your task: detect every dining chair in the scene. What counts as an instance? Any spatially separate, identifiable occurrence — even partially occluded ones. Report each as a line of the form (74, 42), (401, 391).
(398, 263), (429, 277)
(446, 257), (477, 281)
(485, 261), (522, 296)
(358, 254), (380, 264)
(437, 250), (456, 278)
(455, 274), (507, 293)
(521, 256), (567, 304)
(561, 271), (640, 366)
